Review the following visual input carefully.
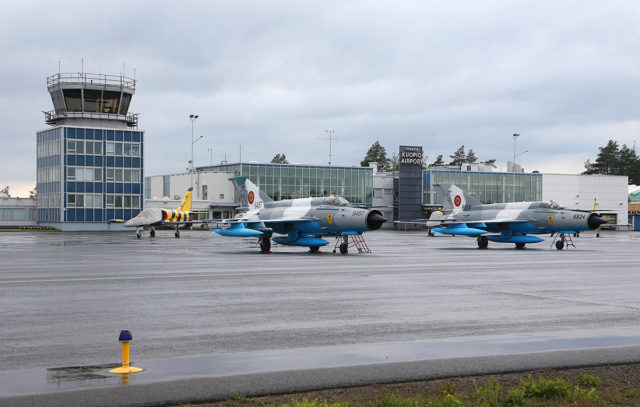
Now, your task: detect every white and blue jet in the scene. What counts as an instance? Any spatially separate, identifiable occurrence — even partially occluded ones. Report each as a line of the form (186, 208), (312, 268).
(422, 183), (606, 250)
(212, 177), (387, 253)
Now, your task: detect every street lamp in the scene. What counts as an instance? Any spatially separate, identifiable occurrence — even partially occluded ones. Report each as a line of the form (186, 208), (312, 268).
(325, 129), (336, 165)
(208, 147), (213, 166)
(190, 114), (202, 193)
(512, 133), (528, 201)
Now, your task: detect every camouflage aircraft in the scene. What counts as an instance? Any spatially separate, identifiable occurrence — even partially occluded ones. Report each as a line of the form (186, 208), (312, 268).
(422, 183), (606, 250)
(212, 177), (387, 253)
(110, 188), (197, 238)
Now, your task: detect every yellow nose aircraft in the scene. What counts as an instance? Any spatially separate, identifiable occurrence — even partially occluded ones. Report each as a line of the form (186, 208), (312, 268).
(109, 188), (202, 238)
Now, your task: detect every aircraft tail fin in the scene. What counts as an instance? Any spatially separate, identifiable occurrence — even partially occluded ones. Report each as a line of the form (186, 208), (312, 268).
(175, 188), (193, 212)
(592, 197), (597, 211)
(232, 177), (273, 210)
(434, 183), (482, 214)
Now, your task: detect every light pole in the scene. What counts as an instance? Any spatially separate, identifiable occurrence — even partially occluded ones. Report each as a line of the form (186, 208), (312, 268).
(208, 147), (213, 166)
(325, 129), (336, 165)
(190, 114), (202, 193)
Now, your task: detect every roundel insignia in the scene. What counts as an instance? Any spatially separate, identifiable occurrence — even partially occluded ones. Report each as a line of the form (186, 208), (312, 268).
(453, 195), (462, 207)
(327, 213), (333, 224)
(248, 191), (255, 205)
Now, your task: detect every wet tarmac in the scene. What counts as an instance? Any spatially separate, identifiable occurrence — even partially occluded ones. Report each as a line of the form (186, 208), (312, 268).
(1, 229), (639, 405)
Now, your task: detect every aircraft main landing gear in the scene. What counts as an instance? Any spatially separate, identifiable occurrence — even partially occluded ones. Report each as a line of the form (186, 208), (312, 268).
(309, 246), (320, 253)
(477, 236), (488, 249)
(174, 225), (180, 238)
(136, 227), (142, 239)
(515, 242), (526, 249)
(259, 236), (271, 253)
(149, 227), (156, 238)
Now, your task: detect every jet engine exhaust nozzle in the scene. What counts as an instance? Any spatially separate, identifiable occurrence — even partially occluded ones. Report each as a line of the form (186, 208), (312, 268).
(588, 213), (607, 230)
(366, 210), (387, 230)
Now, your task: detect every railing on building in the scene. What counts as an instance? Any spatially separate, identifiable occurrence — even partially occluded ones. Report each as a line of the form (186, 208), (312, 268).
(47, 73), (136, 93)
(43, 110), (139, 127)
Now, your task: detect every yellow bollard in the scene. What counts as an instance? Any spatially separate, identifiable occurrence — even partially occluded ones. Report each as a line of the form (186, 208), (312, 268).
(109, 330), (143, 374)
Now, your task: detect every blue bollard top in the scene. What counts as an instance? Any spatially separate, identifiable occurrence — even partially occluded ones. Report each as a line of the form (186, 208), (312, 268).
(118, 330), (133, 341)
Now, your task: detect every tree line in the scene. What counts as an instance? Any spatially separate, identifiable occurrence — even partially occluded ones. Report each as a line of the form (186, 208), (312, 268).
(583, 139), (640, 184)
(360, 141), (495, 171)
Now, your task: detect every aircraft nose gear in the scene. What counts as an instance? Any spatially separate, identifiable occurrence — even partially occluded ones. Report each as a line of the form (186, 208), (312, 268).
(332, 234), (371, 254)
(550, 233), (575, 250)
(136, 227), (142, 239)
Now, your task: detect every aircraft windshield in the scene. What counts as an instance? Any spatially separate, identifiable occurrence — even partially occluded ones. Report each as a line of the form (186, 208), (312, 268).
(549, 202), (564, 210)
(539, 202), (550, 208)
(324, 196), (350, 206)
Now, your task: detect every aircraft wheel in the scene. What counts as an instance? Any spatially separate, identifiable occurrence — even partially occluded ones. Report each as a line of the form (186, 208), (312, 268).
(515, 242), (526, 249)
(175, 231), (180, 238)
(136, 232), (141, 239)
(555, 240), (564, 250)
(339, 242), (348, 254)
(477, 236), (488, 249)
(150, 229), (155, 238)
(260, 237), (271, 252)
(309, 246), (320, 253)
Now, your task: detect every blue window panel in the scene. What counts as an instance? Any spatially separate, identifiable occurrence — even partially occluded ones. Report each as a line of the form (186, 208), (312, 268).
(67, 128), (76, 139)
(124, 131), (132, 142)
(68, 182), (76, 193)
(77, 155), (85, 166)
(106, 209), (115, 220)
(86, 129), (94, 140)
(77, 129), (85, 139)
(107, 130), (114, 140)
(124, 209), (131, 220)
(77, 182), (85, 193)
(131, 157), (140, 168)
(64, 155), (68, 166)
(131, 184), (140, 194)
(85, 210), (93, 222)
(74, 209), (84, 221)
(67, 209), (75, 221)
(115, 157), (123, 167)
(124, 183), (131, 194)
(124, 157), (131, 167)
(94, 183), (102, 193)
(107, 183), (114, 193)
(115, 183), (123, 193)
(115, 209), (123, 219)
(132, 132), (140, 142)
(86, 155), (94, 166)
(86, 183), (94, 193)
(107, 156), (114, 167)
(94, 156), (102, 167)
(54, 155), (60, 166)
(131, 209), (140, 217)
(94, 209), (103, 221)
(94, 130), (103, 140)
(116, 130), (124, 141)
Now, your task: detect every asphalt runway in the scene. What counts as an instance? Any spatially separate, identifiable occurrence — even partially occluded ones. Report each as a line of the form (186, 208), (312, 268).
(1, 228), (639, 373)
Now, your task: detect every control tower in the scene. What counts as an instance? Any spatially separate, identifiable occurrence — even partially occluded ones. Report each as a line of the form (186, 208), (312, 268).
(36, 72), (144, 230)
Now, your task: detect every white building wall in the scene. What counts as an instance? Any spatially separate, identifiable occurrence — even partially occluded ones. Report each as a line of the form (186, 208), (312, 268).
(542, 174), (628, 225)
(373, 172), (395, 228)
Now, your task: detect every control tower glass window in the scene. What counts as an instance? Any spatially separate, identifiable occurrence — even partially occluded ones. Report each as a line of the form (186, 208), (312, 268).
(119, 93), (132, 115)
(101, 91), (121, 113)
(63, 89), (82, 112)
(84, 89), (101, 113)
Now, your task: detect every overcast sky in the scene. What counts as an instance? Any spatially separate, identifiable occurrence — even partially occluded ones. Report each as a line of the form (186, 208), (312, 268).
(2, 0), (639, 196)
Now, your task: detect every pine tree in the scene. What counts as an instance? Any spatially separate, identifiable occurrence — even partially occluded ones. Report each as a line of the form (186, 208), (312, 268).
(466, 149), (478, 163)
(361, 141), (389, 170)
(449, 145), (466, 166)
(430, 155), (445, 167)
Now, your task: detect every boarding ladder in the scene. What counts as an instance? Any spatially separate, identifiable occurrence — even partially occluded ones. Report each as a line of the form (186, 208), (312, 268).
(333, 233), (371, 253)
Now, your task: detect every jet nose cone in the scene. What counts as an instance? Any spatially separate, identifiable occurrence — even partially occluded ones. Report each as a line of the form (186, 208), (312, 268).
(366, 211), (388, 230)
(588, 213), (607, 230)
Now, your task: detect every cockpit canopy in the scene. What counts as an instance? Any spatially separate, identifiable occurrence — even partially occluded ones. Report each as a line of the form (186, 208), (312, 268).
(322, 196), (351, 206)
(538, 201), (565, 210)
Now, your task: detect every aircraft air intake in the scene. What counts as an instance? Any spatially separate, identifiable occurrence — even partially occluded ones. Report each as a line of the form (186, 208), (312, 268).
(588, 213), (607, 230)
(366, 210), (387, 230)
